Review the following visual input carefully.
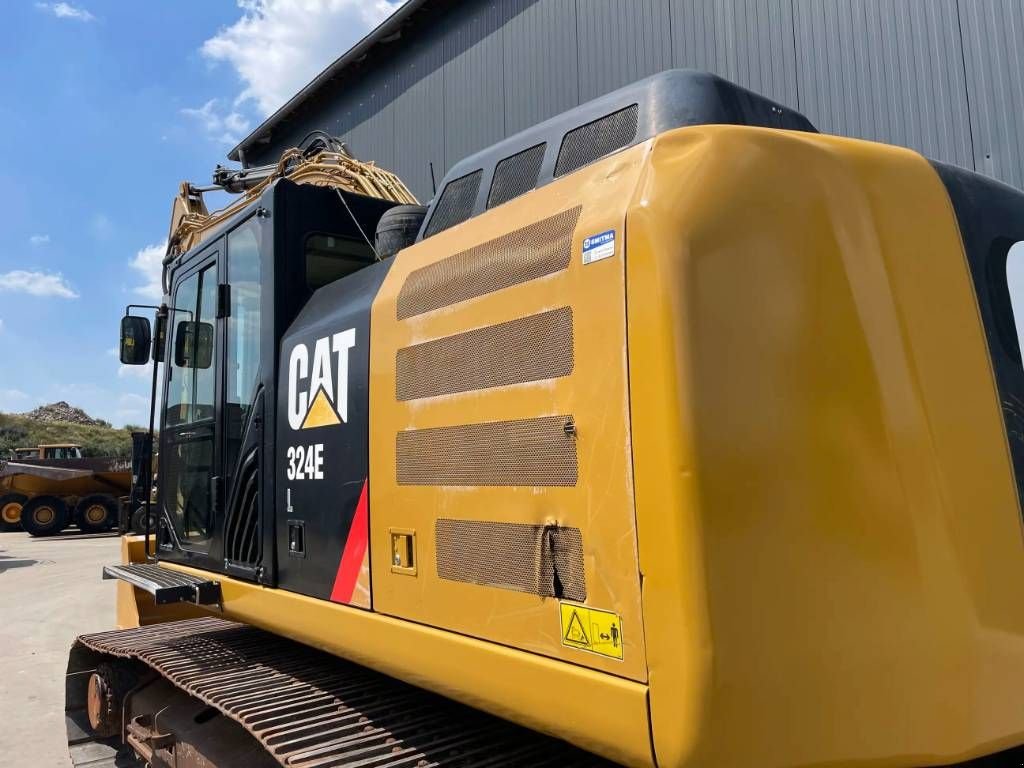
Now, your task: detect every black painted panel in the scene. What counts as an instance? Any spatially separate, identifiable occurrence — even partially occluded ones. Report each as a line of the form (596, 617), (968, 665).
(275, 257), (393, 603)
(934, 161), (1024, 514)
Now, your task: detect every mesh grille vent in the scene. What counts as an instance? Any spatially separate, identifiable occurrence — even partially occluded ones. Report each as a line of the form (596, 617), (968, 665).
(487, 143), (546, 209)
(423, 170), (483, 238)
(554, 104), (639, 177)
(435, 519), (586, 601)
(396, 307), (573, 401)
(397, 206), (581, 320)
(224, 451), (260, 568)
(396, 415), (578, 486)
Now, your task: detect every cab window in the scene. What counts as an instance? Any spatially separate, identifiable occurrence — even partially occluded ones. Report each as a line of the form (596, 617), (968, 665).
(1006, 242), (1024, 358)
(44, 447), (79, 459)
(165, 264), (218, 427)
(305, 233), (374, 289)
(225, 219), (262, 480)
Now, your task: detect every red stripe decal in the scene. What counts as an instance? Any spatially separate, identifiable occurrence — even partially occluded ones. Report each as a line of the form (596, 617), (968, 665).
(330, 479), (369, 604)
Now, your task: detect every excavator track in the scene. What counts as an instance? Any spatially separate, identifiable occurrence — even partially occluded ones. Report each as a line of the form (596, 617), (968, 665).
(68, 617), (618, 768)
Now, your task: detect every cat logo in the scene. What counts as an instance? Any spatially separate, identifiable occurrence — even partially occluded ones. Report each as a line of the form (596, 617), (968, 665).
(287, 329), (356, 431)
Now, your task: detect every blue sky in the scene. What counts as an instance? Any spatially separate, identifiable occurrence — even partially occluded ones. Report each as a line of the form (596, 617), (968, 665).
(0, 1), (397, 426)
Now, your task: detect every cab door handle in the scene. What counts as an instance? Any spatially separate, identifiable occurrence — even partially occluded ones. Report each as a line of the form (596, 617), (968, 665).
(210, 476), (224, 514)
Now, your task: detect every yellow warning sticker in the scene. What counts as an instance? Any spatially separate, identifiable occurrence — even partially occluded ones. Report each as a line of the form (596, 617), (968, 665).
(559, 602), (624, 660)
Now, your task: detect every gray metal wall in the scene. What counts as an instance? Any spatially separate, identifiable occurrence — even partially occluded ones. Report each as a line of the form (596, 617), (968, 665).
(256, 0), (1024, 200)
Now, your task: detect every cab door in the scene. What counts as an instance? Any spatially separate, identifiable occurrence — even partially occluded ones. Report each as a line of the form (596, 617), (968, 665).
(220, 214), (266, 580)
(158, 242), (224, 571)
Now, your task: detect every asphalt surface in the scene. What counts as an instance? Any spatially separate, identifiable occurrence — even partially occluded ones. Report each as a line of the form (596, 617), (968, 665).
(0, 530), (118, 768)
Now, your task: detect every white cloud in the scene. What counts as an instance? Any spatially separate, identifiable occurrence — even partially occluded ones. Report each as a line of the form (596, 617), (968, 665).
(0, 270), (78, 298)
(200, 0), (401, 118)
(35, 2), (94, 21)
(130, 241), (166, 301)
(122, 242), (165, 381)
(181, 99), (252, 146)
(0, 319), (4, 332)
(29, 234), (50, 246)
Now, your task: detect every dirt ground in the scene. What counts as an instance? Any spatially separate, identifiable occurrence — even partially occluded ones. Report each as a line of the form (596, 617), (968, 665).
(0, 530), (118, 768)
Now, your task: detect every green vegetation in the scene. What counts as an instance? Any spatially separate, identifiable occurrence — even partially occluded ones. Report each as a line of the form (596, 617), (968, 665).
(0, 412), (144, 458)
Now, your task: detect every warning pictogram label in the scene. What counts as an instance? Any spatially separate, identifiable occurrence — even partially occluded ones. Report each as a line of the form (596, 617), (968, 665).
(559, 602), (623, 660)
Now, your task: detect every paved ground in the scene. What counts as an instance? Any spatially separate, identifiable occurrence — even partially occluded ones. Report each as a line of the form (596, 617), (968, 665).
(0, 530), (118, 768)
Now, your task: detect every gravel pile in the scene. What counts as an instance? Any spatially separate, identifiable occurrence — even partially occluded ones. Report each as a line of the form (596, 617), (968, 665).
(21, 401), (106, 426)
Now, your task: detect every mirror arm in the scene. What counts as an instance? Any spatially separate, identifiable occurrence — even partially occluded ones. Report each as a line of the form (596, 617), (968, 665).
(125, 303), (162, 315)
(125, 304), (193, 320)
(142, 303), (168, 562)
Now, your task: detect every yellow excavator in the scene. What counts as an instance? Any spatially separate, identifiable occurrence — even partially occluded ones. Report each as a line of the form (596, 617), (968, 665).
(67, 71), (1024, 767)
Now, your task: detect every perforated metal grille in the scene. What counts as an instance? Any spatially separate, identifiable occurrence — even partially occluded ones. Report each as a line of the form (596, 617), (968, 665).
(397, 206), (581, 320)
(396, 307), (573, 401)
(396, 415), (578, 486)
(554, 104), (639, 177)
(224, 450), (260, 568)
(435, 520), (586, 601)
(487, 143), (546, 209)
(423, 169), (483, 238)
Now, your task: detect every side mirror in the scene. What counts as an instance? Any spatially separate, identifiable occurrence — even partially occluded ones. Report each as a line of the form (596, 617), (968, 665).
(120, 316), (152, 365)
(174, 320), (214, 369)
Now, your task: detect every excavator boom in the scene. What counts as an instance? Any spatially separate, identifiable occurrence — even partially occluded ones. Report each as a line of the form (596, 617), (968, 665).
(166, 142), (417, 260)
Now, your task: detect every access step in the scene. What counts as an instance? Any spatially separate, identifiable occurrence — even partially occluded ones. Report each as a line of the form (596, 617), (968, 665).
(102, 563), (221, 605)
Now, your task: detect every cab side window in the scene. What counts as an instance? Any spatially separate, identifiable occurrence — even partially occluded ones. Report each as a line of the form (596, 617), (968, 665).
(305, 233), (374, 289)
(1006, 242), (1024, 358)
(225, 219), (262, 481)
(165, 264), (218, 427)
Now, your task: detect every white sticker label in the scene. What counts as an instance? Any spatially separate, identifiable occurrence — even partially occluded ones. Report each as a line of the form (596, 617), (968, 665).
(582, 230), (615, 265)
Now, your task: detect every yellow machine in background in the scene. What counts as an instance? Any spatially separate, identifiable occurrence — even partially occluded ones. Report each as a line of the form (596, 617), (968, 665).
(1, 444), (129, 534)
(77, 71), (1024, 767)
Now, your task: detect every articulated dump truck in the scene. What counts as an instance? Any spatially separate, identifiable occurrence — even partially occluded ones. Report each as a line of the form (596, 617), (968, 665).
(67, 71), (1024, 767)
(0, 444), (129, 534)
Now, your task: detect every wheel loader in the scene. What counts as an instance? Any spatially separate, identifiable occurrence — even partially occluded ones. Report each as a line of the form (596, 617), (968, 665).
(66, 70), (1024, 767)
(0, 443), (129, 534)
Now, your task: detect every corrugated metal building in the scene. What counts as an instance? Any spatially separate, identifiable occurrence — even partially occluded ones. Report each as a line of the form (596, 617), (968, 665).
(230, 0), (1024, 201)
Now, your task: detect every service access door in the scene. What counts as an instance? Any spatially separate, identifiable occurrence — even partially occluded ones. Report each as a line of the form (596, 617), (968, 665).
(369, 145), (650, 683)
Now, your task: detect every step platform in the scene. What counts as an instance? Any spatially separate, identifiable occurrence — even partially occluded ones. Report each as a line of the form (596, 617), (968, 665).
(102, 562), (221, 605)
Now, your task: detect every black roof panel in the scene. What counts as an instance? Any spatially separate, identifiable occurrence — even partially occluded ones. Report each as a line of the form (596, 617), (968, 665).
(418, 69), (816, 240)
